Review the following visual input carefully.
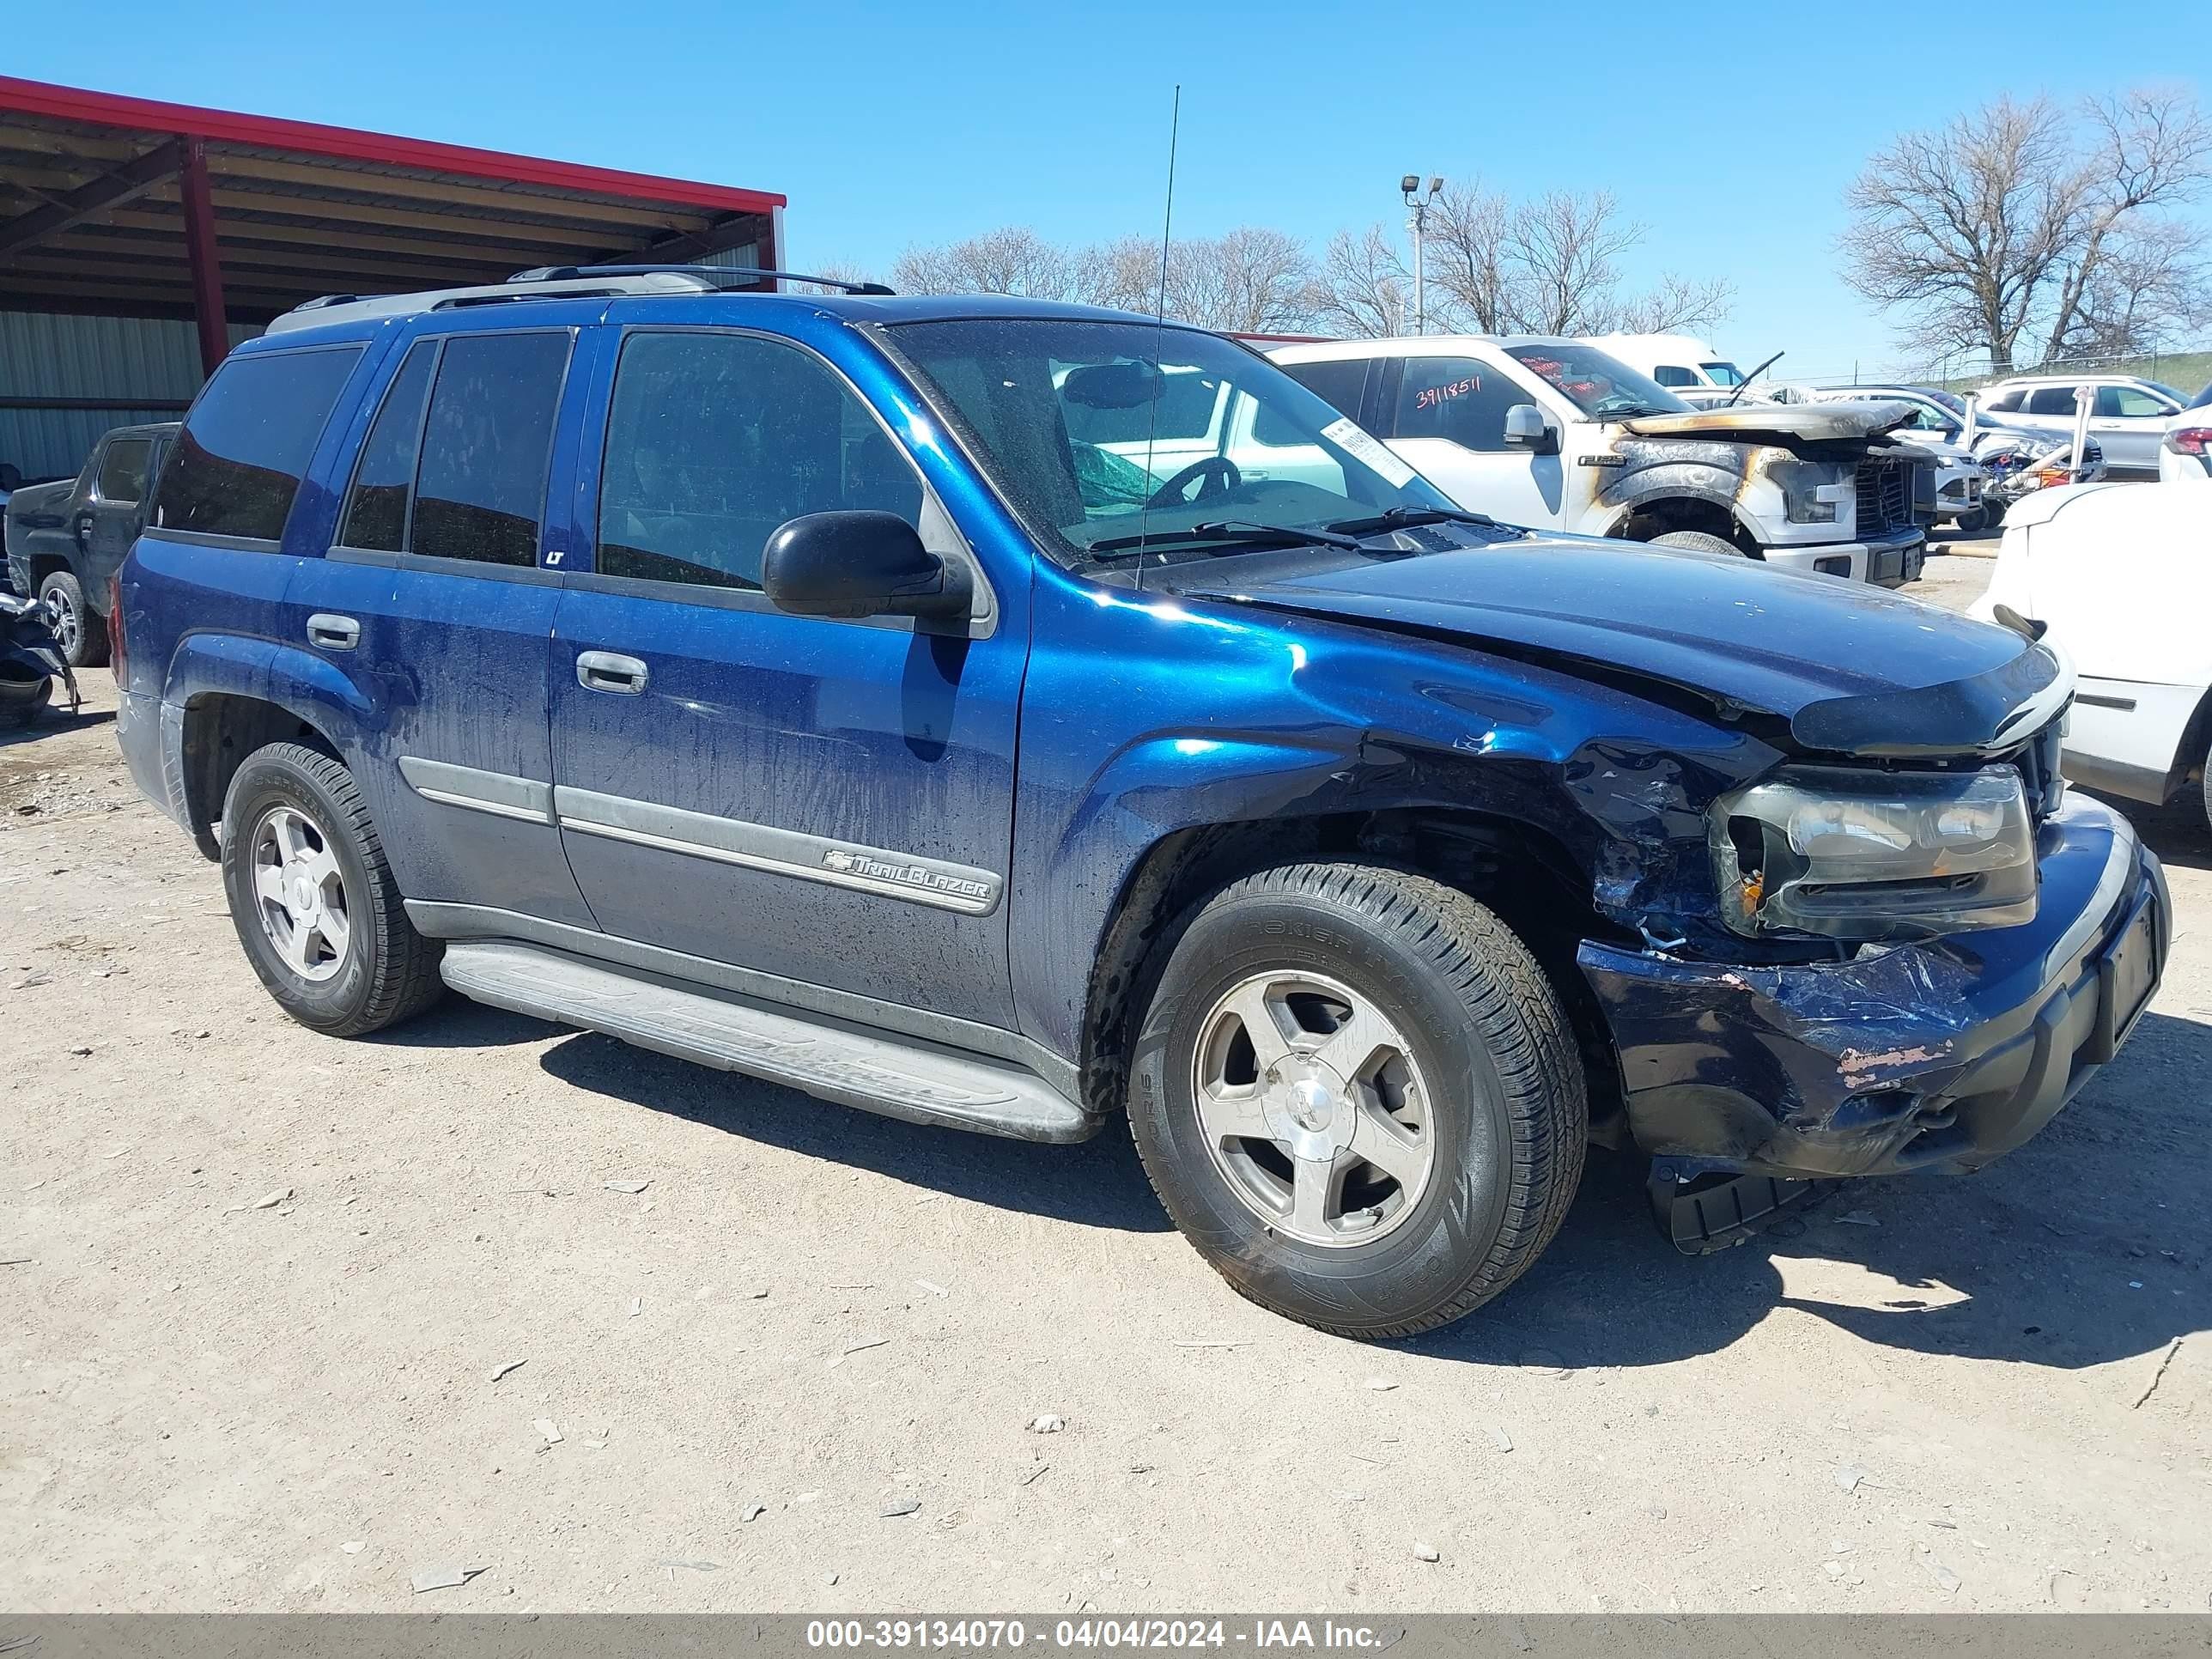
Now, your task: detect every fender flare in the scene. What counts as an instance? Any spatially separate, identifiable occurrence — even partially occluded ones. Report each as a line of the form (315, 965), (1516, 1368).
(161, 635), (375, 848)
(1592, 460), (1770, 543)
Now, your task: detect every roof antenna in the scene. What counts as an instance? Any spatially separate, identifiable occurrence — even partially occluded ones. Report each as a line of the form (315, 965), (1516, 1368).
(1131, 83), (1181, 595)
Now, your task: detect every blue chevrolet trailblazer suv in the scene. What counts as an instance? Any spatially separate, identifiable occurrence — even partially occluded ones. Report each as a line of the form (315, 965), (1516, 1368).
(112, 266), (2167, 1337)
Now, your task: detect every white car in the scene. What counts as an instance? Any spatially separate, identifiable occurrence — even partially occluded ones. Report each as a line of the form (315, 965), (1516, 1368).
(1972, 375), (2185, 476)
(1577, 332), (1748, 392)
(1972, 480), (2212, 823)
(1268, 335), (1931, 584)
(2160, 384), (2212, 483)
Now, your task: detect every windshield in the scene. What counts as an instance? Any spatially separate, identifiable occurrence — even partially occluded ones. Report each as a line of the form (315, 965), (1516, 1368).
(1505, 343), (1689, 419)
(885, 318), (1463, 565)
(1700, 361), (1745, 386)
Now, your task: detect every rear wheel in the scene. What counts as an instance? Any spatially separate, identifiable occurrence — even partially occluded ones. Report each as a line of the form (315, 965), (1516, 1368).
(220, 741), (444, 1036)
(1650, 529), (1745, 558)
(1127, 862), (1587, 1339)
(38, 569), (107, 668)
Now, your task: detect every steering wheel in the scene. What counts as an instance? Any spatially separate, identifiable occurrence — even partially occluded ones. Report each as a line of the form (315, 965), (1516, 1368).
(1146, 455), (1243, 509)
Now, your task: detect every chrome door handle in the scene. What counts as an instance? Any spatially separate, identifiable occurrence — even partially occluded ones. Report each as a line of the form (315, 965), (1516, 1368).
(307, 613), (360, 650)
(576, 650), (648, 695)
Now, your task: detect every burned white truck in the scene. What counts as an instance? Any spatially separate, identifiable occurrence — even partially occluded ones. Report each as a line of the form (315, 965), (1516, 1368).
(1267, 336), (1936, 586)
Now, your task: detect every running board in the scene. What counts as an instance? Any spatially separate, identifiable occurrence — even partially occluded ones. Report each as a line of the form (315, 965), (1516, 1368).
(439, 939), (1098, 1144)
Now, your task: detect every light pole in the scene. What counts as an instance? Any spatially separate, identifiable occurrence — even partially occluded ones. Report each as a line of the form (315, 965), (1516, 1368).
(1401, 173), (1443, 335)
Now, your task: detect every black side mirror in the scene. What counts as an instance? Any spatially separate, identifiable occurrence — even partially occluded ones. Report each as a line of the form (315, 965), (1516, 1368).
(1503, 404), (1559, 454)
(762, 510), (971, 623)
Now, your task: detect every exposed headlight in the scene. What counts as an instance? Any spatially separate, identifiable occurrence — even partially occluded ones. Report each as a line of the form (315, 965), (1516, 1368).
(1711, 765), (2036, 940)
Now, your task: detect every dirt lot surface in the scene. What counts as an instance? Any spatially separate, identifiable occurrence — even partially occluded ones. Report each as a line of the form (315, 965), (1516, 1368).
(4, 548), (2208, 1614)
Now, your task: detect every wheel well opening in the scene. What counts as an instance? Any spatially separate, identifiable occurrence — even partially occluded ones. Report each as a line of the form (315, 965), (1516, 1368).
(1081, 808), (1630, 1143)
(1618, 498), (1754, 554)
(179, 695), (339, 860)
(28, 554), (73, 589)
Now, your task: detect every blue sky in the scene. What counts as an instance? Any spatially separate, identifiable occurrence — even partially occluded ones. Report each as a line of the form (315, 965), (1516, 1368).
(9, 3), (2205, 376)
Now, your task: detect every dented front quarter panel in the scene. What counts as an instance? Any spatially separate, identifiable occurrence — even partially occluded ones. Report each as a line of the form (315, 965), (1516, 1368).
(1009, 562), (1778, 1060)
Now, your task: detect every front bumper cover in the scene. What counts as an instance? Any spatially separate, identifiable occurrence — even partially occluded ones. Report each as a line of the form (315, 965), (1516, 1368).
(1578, 795), (2166, 1181)
(1759, 530), (1925, 586)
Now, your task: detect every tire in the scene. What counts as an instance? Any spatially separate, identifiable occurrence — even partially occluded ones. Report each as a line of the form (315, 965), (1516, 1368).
(0, 672), (51, 728)
(1649, 529), (1745, 558)
(1127, 862), (1587, 1339)
(219, 741), (444, 1036)
(37, 568), (107, 669)
(1953, 505), (1990, 536)
(2200, 732), (2212, 841)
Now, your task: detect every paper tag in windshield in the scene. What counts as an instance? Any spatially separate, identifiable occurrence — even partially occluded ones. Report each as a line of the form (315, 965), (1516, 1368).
(1322, 416), (1418, 489)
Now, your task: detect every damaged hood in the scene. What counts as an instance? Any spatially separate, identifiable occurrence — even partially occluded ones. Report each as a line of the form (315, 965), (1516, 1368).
(1617, 400), (1915, 444)
(1194, 536), (2066, 757)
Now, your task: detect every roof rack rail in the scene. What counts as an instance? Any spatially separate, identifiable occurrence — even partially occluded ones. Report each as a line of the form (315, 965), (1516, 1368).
(511, 263), (896, 295)
(268, 270), (726, 333)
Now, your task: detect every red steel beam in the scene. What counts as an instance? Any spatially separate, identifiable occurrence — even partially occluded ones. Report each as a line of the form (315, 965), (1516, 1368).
(178, 137), (228, 375)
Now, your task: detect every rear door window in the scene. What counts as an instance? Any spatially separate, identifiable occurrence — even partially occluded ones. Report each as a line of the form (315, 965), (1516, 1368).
(1982, 389), (2023, 413)
(595, 330), (923, 592)
(1650, 365), (1697, 386)
(338, 340), (438, 551)
(2025, 386), (2080, 416)
(94, 438), (152, 503)
(1391, 356), (1521, 451)
(153, 346), (363, 543)
(1274, 357), (1371, 422)
(410, 332), (572, 567)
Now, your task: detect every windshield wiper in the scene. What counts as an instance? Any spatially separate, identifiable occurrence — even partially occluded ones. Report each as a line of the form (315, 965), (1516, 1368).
(1085, 520), (1364, 561)
(1723, 349), (1784, 407)
(1324, 504), (1506, 537)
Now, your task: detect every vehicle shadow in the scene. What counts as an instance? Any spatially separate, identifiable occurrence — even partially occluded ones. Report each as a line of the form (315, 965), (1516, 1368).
(0, 707), (114, 750)
(536, 1030), (1172, 1233)
(500, 987), (2205, 1363)
(360, 996), (559, 1050)
(1419, 1004), (2211, 1374)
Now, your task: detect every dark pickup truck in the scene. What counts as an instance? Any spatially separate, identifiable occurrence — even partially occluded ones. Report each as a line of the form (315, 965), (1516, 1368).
(4, 422), (177, 667)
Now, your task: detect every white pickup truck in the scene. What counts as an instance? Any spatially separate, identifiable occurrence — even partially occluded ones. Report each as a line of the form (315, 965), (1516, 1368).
(1263, 335), (1933, 585)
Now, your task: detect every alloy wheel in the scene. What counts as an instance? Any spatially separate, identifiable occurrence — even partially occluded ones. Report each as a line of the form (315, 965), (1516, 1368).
(1189, 969), (1437, 1246)
(248, 804), (352, 983)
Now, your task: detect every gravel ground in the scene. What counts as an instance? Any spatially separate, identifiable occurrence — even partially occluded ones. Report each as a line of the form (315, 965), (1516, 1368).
(3, 547), (2206, 1614)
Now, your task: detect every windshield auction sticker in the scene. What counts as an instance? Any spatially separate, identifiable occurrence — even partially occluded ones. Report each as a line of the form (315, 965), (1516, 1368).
(1322, 416), (1419, 489)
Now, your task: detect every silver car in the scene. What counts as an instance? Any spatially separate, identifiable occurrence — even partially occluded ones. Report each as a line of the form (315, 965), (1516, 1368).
(1972, 375), (2184, 476)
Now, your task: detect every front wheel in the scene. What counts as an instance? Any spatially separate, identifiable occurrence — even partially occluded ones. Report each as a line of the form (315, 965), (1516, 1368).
(1128, 862), (1587, 1339)
(220, 741), (444, 1036)
(1649, 529), (1746, 559)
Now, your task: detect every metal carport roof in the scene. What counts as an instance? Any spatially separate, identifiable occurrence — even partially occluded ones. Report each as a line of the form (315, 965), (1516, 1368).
(0, 76), (786, 373)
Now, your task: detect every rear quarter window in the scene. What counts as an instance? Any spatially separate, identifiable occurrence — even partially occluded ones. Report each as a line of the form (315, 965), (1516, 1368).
(153, 347), (363, 543)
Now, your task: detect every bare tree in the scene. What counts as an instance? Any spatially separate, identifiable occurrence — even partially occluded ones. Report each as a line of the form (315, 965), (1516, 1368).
(1304, 226), (1410, 337)
(1500, 191), (1643, 335)
(1170, 228), (1316, 333)
(2058, 218), (2212, 357)
(891, 227), (1077, 298)
(1422, 179), (1516, 331)
(1070, 236), (1159, 314)
(1841, 89), (2212, 372)
(2039, 88), (2212, 360)
(1607, 272), (1737, 335)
